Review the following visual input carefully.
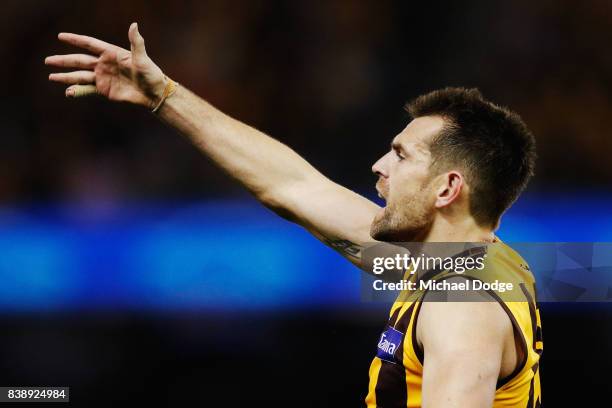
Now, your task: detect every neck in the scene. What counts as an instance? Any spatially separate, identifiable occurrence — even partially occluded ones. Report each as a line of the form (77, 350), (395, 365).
(422, 214), (495, 243)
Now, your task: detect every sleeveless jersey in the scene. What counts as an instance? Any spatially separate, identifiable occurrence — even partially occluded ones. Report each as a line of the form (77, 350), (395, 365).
(365, 241), (543, 407)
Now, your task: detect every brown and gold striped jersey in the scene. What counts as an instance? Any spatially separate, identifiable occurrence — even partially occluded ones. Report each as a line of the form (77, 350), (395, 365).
(365, 241), (543, 407)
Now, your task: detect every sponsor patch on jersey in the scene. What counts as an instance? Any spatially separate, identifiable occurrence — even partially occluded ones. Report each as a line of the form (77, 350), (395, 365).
(376, 325), (403, 364)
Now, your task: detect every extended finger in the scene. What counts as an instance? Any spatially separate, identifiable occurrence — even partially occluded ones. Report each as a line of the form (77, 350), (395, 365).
(57, 32), (115, 54)
(128, 22), (147, 60)
(66, 85), (98, 98)
(48, 70), (95, 84)
(45, 54), (98, 69)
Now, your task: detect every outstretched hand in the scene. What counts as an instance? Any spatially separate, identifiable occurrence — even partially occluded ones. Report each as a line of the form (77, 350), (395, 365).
(46, 22), (167, 109)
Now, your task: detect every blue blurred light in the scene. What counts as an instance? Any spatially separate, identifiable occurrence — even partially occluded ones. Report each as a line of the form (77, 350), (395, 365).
(0, 193), (609, 311)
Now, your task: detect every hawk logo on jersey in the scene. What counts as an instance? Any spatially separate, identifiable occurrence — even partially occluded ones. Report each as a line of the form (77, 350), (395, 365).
(376, 325), (404, 364)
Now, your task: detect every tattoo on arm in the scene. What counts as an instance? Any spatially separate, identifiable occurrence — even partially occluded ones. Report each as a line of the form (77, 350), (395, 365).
(324, 238), (363, 259)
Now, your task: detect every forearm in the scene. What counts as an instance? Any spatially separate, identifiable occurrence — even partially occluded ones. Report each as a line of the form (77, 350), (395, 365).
(156, 85), (324, 202)
(46, 25), (381, 260)
(47, 27), (324, 209)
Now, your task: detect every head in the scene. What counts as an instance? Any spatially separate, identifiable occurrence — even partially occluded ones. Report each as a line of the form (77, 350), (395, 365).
(370, 87), (536, 242)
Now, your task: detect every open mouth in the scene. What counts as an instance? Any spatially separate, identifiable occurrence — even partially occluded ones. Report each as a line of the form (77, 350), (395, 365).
(376, 185), (387, 201)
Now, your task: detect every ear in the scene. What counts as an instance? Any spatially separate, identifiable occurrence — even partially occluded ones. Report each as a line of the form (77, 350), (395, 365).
(434, 171), (464, 209)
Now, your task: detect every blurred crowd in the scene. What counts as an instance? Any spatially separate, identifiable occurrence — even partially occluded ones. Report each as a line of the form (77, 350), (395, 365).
(2, 0), (612, 204)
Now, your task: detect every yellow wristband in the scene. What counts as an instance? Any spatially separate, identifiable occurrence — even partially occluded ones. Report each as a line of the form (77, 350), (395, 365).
(151, 76), (178, 113)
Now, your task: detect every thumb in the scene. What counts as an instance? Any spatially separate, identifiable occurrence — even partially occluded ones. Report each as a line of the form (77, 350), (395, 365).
(128, 22), (147, 60)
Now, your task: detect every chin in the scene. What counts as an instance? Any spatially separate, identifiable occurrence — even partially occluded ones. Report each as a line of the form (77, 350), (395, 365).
(370, 212), (431, 242)
(371, 220), (410, 242)
(370, 210), (391, 241)
(372, 229), (408, 242)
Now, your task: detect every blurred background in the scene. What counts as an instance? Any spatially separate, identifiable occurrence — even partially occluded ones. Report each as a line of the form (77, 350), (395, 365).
(2, 0), (612, 406)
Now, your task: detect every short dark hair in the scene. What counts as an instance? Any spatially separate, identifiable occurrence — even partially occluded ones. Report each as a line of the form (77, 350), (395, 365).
(406, 87), (536, 227)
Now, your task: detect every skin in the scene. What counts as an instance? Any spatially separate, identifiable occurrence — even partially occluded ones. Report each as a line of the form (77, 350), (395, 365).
(370, 116), (495, 243)
(418, 289), (517, 408)
(46, 23), (519, 407)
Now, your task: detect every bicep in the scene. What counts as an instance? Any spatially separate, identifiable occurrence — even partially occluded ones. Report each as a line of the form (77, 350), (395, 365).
(419, 301), (511, 408)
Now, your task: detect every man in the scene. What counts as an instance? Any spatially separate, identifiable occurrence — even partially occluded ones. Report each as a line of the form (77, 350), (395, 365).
(46, 23), (542, 407)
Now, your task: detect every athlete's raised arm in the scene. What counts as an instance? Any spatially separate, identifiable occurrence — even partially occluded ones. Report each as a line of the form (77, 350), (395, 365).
(45, 23), (381, 267)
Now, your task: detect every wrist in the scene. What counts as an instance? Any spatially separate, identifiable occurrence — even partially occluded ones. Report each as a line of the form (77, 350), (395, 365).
(150, 76), (179, 113)
(148, 74), (169, 109)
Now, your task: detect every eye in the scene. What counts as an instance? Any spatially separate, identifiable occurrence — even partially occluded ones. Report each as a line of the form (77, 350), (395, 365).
(395, 150), (405, 161)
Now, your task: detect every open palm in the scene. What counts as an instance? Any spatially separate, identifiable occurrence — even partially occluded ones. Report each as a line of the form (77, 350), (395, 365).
(46, 23), (166, 108)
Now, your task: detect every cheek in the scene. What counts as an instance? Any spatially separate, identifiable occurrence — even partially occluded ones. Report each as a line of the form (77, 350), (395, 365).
(388, 177), (433, 213)
(391, 168), (428, 197)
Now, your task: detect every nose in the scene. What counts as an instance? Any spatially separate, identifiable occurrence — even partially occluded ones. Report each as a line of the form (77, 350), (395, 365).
(372, 152), (389, 178)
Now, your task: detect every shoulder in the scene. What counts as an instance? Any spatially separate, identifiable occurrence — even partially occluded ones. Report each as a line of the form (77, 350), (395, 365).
(416, 277), (513, 355)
